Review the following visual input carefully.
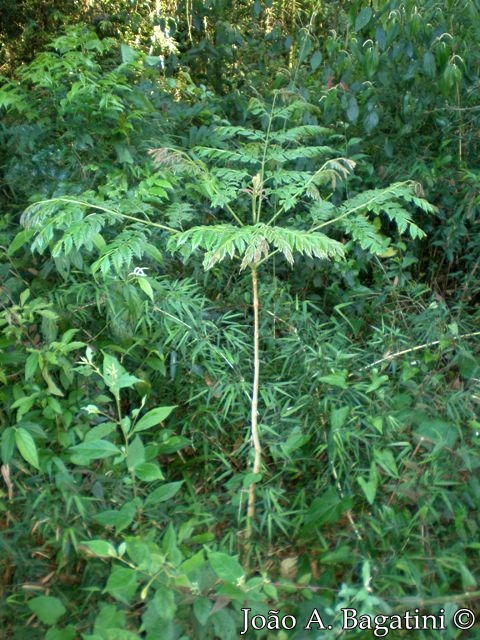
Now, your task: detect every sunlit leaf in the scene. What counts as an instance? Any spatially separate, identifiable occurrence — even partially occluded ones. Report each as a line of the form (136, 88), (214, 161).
(15, 428), (39, 469)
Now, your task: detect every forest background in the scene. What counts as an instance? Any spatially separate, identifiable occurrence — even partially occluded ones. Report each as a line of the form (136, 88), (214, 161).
(0, 0), (479, 638)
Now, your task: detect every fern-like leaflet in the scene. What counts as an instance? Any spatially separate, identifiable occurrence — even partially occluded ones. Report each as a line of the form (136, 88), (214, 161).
(310, 181), (435, 252)
(168, 223), (345, 271)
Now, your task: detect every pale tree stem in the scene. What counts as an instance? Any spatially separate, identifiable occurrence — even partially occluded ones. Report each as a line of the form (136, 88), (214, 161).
(246, 266), (262, 544)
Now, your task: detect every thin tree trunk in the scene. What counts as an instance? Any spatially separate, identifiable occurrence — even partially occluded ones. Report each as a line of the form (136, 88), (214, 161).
(246, 266), (262, 543)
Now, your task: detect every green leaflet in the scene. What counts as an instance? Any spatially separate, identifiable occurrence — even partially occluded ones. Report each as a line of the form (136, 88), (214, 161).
(168, 223), (345, 270)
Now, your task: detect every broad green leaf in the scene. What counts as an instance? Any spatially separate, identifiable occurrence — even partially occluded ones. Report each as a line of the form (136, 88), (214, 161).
(2, 427), (16, 463)
(81, 540), (117, 557)
(156, 435), (190, 455)
(298, 32), (313, 63)
(7, 228), (35, 255)
(125, 538), (164, 572)
(193, 597), (213, 626)
(134, 462), (164, 482)
(378, 247), (397, 258)
(321, 545), (354, 564)
(138, 277), (154, 300)
(281, 426), (310, 455)
(93, 604), (126, 634)
(310, 50), (322, 71)
(126, 435), (145, 470)
(302, 487), (352, 531)
(180, 550), (207, 580)
(20, 289), (30, 306)
(105, 566), (139, 605)
(413, 418), (458, 449)
(36, 308), (59, 320)
(28, 596), (66, 626)
(94, 502), (137, 534)
(355, 7), (372, 31)
(162, 522), (180, 560)
(139, 596), (164, 635)
(456, 350), (479, 378)
(143, 242), (164, 263)
(374, 448), (398, 478)
(120, 43), (138, 63)
(263, 581), (278, 599)
(330, 406), (350, 430)
(84, 422), (117, 442)
(41, 366), (64, 396)
(442, 62), (462, 93)
(45, 626), (76, 640)
(120, 416), (131, 434)
(102, 353), (140, 396)
(150, 588), (176, 622)
(365, 373), (389, 393)
(357, 475), (377, 505)
(364, 109), (379, 133)
(145, 55), (163, 67)
(104, 632), (141, 640)
(132, 406), (176, 433)
(70, 439), (121, 461)
(11, 395), (36, 418)
(144, 481), (183, 506)
(114, 143), (134, 165)
(15, 427), (39, 469)
(358, 462), (378, 505)
(459, 563), (477, 589)
(211, 608), (238, 640)
(346, 95), (359, 123)
(423, 51), (436, 78)
(208, 551), (244, 583)
(375, 26), (387, 50)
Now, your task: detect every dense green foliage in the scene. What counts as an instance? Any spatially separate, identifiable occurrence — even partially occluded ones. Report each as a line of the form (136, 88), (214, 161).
(0, 1), (479, 639)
